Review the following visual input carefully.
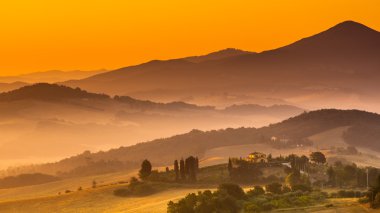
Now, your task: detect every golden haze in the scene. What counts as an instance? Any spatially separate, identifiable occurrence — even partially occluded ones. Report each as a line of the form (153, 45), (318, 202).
(0, 0), (379, 75)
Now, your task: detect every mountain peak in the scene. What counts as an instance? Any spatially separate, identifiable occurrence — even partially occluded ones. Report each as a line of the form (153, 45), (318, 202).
(184, 48), (253, 63)
(272, 20), (380, 55)
(328, 20), (379, 34)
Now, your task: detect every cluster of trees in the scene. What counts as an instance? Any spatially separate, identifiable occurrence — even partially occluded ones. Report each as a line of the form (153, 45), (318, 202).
(227, 152), (326, 183)
(174, 156), (199, 182)
(326, 161), (380, 188)
(267, 152), (326, 166)
(167, 183), (326, 212)
(285, 170), (311, 190)
(228, 158), (263, 182)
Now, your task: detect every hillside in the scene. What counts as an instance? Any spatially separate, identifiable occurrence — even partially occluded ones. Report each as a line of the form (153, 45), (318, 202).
(0, 82), (29, 93)
(0, 173), (60, 189)
(63, 21), (380, 111)
(11, 109), (380, 177)
(0, 84), (302, 171)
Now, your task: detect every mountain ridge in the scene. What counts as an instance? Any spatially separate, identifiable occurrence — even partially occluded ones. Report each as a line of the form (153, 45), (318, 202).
(62, 20), (380, 112)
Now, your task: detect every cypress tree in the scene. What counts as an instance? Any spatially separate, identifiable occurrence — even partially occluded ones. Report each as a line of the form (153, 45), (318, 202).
(174, 160), (179, 181)
(186, 156), (197, 182)
(180, 158), (186, 180)
(139, 159), (152, 179)
(195, 157), (199, 171)
(228, 158), (233, 177)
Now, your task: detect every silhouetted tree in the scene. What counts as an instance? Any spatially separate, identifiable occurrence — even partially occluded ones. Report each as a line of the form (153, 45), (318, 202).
(174, 160), (179, 181)
(180, 158), (186, 180)
(310, 152), (326, 164)
(139, 159), (152, 179)
(185, 156), (197, 182)
(267, 154), (273, 162)
(327, 166), (336, 186)
(228, 158), (233, 176)
(195, 157), (199, 171)
(265, 182), (282, 194)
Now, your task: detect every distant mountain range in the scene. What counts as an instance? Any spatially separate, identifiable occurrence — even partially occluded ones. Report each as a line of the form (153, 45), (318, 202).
(8, 109), (380, 177)
(0, 82), (29, 93)
(62, 21), (380, 111)
(0, 70), (108, 84)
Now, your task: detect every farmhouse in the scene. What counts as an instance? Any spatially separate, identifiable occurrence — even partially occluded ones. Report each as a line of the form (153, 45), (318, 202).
(247, 152), (267, 163)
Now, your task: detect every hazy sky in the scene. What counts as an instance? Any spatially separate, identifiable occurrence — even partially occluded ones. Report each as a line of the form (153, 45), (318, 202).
(0, 0), (379, 75)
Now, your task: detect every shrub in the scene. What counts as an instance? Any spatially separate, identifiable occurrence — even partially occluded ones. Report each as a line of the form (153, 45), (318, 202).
(217, 183), (246, 200)
(265, 183), (283, 194)
(247, 186), (265, 197)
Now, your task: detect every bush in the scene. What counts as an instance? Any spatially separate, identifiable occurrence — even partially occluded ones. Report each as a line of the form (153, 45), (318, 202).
(247, 186), (265, 197)
(265, 183), (283, 194)
(217, 183), (246, 200)
(168, 184), (328, 212)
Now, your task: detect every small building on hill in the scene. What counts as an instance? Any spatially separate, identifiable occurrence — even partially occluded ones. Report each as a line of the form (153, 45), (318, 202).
(247, 152), (267, 163)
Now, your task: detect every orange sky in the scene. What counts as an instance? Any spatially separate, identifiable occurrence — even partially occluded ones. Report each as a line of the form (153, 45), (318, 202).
(0, 0), (379, 75)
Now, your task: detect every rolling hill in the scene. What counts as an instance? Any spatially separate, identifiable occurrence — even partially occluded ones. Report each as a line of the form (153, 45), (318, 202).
(0, 84), (302, 171)
(63, 21), (380, 111)
(9, 109), (380, 177)
(0, 82), (29, 93)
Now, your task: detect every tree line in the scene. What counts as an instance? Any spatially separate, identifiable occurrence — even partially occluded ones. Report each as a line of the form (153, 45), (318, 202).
(174, 156), (199, 182)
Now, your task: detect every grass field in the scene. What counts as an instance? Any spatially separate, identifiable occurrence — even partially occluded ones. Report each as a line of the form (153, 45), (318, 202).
(0, 184), (203, 213)
(0, 183), (375, 213)
(0, 170), (138, 202)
